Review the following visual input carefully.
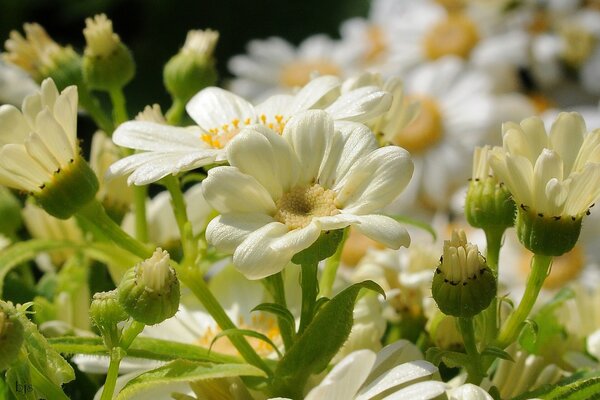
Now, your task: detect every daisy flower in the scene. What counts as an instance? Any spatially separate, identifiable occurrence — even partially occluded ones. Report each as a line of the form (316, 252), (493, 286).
(227, 34), (364, 101)
(202, 110), (413, 279)
(109, 75), (391, 185)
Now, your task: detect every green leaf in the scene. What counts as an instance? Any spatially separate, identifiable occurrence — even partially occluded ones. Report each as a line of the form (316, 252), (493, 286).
(270, 280), (384, 398)
(115, 360), (267, 400)
(48, 336), (241, 364)
(425, 347), (469, 369)
(480, 346), (514, 362)
(252, 303), (296, 340)
(512, 369), (600, 400)
(209, 328), (282, 359)
(314, 296), (330, 313)
(387, 214), (437, 240)
(291, 229), (345, 265)
(518, 319), (539, 352)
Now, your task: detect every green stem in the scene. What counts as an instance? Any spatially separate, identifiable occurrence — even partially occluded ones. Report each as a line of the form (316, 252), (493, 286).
(109, 87), (129, 126)
(29, 363), (70, 400)
(178, 267), (271, 375)
(264, 273), (294, 350)
(458, 317), (484, 385)
(319, 228), (348, 298)
(496, 254), (553, 348)
(78, 87), (114, 134)
(120, 320), (145, 350)
(77, 200), (152, 259)
(166, 99), (186, 125)
(132, 185), (149, 242)
(100, 347), (126, 400)
(481, 228), (504, 345)
(298, 262), (319, 335)
(162, 176), (196, 261)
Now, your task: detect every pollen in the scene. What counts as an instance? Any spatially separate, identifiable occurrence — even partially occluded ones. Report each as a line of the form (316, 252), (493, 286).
(423, 13), (479, 60)
(200, 118), (253, 149)
(274, 184), (339, 230)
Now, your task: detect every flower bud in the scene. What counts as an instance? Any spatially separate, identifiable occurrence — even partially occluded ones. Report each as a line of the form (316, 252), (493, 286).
(0, 302), (24, 371)
(432, 230), (496, 318)
(118, 248), (180, 325)
(163, 29), (219, 104)
(82, 14), (135, 91)
(0, 186), (22, 236)
(90, 290), (128, 330)
(465, 146), (515, 230)
(515, 206), (582, 257)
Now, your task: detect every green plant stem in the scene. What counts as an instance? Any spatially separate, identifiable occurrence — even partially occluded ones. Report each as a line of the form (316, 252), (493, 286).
(496, 254), (553, 348)
(298, 262), (319, 335)
(166, 99), (186, 125)
(482, 228), (504, 345)
(264, 273), (294, 350)
(77, 200), (152, 259)
(120, 320), (145, 350)
(319, 228), (348, 298)
(162, 176), (196, 261)
(100, 347), (125, 400)
(132, 185), (149, 243)
(78, 87), (114, 134)
(458, 317), (484, 385)
(178, 266), (271, 375)
(109, 87), (129, 126)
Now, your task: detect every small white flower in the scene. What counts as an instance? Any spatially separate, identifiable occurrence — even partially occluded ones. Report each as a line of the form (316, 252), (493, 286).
(0, 60), (38, 105)
(109, 75), (391, 185)
(0, 78), (78, 193)
(489, 112), (600, 217)
(203, 110), (412, 279)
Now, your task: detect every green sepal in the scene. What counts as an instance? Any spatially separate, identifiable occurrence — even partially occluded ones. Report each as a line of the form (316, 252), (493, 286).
(465, 177), (515, 230)
(291, 229), (345, 265)
(115, 360), (267, 400)
(270, 280), (384, 398)
(43, 47), (84, 90)
(164, 52), (218, 104)
(512, 369), (600, 400)
(209, 328), (282, 359)
(425, 347), (470, 369)
(83, 42), (135, 91)
(516, 207), (582, 256)
(34, 155), (99, 219)
(431, 265), (496, 318)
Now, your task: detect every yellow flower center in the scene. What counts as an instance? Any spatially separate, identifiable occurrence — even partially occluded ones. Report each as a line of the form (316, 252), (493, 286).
(392, 96), (443, 154)
(560, 25), (597, 67)
(365, 25), (387, 63)
(274, 184), (338, 230)
(423, 13), (479, 60)
(435, 0), (466, 11)
(201, 114), (288, 148)
(196, 312), (281, 357)
(519, 245), (585, 289)
(279, 60), (341, 88)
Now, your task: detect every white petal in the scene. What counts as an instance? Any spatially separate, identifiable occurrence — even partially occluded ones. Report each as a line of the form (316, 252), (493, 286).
(502, 154), (534, 207)
(205, 213), (275, 253)
(352, 214), (410, 249)
(549, 112), (585, 176)
(288, 75), (341, 113)
(35, 109), (75, 161)
(532, 149), (563, 214)
(113, 121), (205, 152)
(586, 330), (600, 360)
(564, 164), (600, 215)
(232, 222), (291, 279)
(447, 384), (493, 400)
(0, 164), (37, 191)
(269, 221), (322, 254)
(326, 86), (392, 123)
(335, 146), (413, 214)
(0, 144), (51, 187)
(25, 132), (60, 172)
(0, 104), (30, 145)
(314, 214), (361, 230)
(379, 381), (448, 400)
(186, 87), (256, 131)
(305, 350), (376, 400)
(356, 360), (439, 400)
(284, 110), (333, 185)
(53, 85), (78, 147)
(366, 340), (424, 387)
(202, 166), (276, 214)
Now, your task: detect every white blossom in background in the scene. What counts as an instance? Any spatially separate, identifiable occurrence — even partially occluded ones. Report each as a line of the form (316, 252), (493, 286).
(0, 60), (38, 105)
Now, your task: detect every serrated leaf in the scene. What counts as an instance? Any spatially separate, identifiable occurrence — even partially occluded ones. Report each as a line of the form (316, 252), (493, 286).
(291, 229), (345, 264)
(115, 360), (267, 400)
(270, 280), (384, 398)
(252, 303), (296, 340)
(512, 369), (600, 400)
(480, 346), (514, 362)
(209, 329), (282, 359)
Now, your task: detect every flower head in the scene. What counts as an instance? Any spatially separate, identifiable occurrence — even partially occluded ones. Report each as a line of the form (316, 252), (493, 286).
(203, 110), (412, 279)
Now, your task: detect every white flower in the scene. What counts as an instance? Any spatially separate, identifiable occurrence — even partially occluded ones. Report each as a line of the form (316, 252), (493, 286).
(0, 78), (78, 193)
(203, 110), (412, 279)
(228, 34), (363, 101)
(274, 340), (447, 400)
(0, 60), (38, 106)
(109, 75), (391, 185)
(489, 112), (600, 217)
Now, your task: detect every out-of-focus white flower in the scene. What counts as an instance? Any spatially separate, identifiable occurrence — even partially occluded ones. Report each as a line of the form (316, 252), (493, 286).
(203, 110), (412, 279)
(0, 60), (38, 105)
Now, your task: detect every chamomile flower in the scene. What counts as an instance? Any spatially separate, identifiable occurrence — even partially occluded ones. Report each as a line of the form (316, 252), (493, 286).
(228, 34), (363, 101)
(203, 110), (413, 279)
(109, 75), (391, 185)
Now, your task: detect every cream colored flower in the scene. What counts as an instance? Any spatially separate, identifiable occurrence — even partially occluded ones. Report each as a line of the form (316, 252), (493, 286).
(0, 60), (38, 105)
(489, 112), (600, 218)
(203, 110), (412, 279)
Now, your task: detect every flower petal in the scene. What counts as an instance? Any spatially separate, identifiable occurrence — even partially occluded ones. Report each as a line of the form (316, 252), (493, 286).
(352, 214), (410, 249)
(326, 86), (392, 123)
(186, 87), (256, 131)
(206, 212), (275, 253)
(113, 121), (205, 152)
(0, 104), (30, 146)
(549, 112), (585, 176)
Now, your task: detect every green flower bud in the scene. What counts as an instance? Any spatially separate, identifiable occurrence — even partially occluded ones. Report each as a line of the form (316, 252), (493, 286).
(90, 290), (128, 330)
(118, 248), (180, 325)
(163, 29), (219, 104)
(82, 14), (135, 91)
(515, 206), (582, 257)
(34, 155), (99, 219)
(465, 146), (515, 230)
(432, 230), (496, 318)
(0, 187), (22, 235)
(0, 302), (24, 371)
